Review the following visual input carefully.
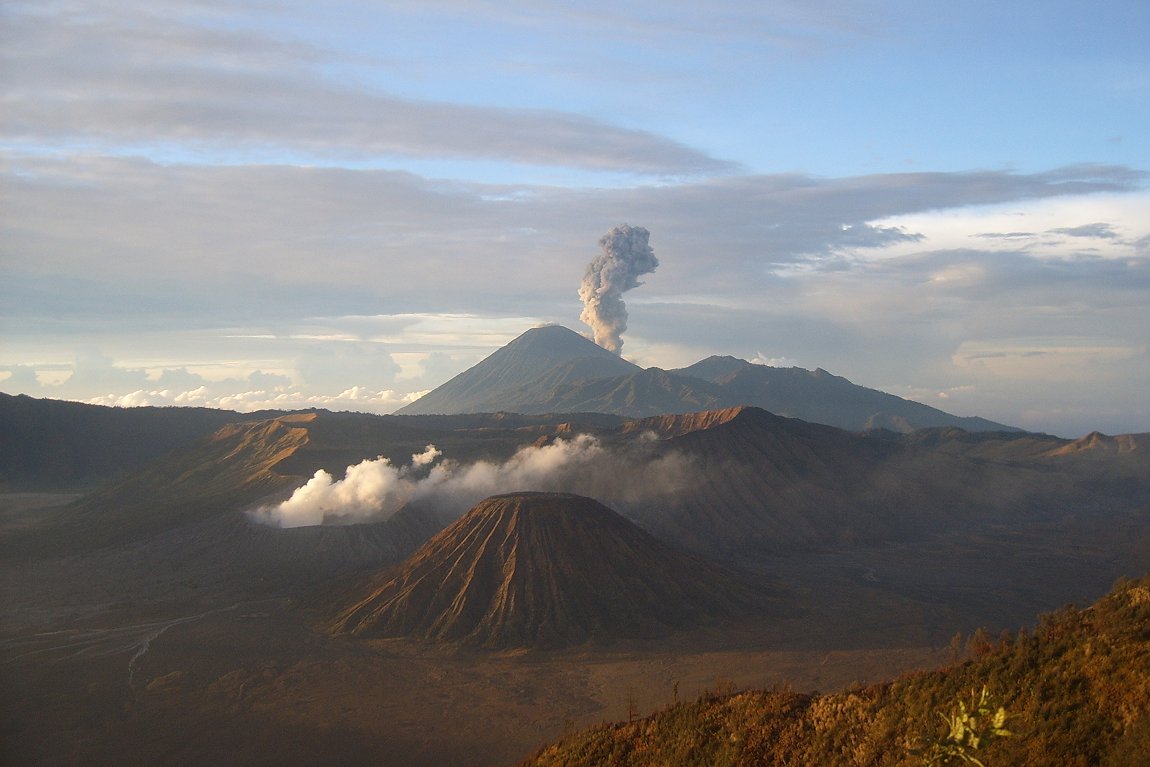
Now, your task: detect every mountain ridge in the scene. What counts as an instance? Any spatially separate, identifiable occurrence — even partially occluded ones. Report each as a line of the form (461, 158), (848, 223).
(396, 325), (1018, 433)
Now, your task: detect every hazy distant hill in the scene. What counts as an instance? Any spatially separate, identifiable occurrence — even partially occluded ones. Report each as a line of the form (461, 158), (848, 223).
(633, 406), (1150, 555)
(522, 575), (1150, 767)
(48, 414), (317, 549)
(0, 392), (268, 491)
(396, 325), (1018, 433)
(22, 402), (1148, 560)
(24, 409), (621, 553)
(332, 492), (773, 648)
(672, 356), (1014, 432)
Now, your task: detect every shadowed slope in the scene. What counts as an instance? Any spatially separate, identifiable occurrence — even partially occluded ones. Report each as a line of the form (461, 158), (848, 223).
(332, 492), (771, 648)
(39, 414), (316, 551)
(673, 357), (1016, 432)
(0, 392), (270, 491)
(635, 407), (902, 552)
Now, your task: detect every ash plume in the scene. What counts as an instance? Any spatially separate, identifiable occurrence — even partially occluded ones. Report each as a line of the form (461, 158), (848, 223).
(578, 224), (659, 355)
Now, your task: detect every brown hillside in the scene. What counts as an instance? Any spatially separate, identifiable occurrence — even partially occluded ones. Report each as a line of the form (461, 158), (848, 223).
(332, 492), (773, 648)
(521, 575), (1150, 767)
(48, 414), (314, 551)
(1044, 430), (1145, 457)
(621, 406), (748, 438)
(638, 407), (904, 552)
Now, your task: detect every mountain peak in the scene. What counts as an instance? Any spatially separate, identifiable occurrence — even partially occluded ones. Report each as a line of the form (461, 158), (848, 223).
(1046, 430), (1143, 456)
(331, 492), (768, 648)
(396, 325), (640, 416)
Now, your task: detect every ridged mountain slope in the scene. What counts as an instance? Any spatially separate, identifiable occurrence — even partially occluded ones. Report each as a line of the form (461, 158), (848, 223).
(50, 414), (316, 550)
(635, 406), (903, 552)
(332, 492), (770, 648)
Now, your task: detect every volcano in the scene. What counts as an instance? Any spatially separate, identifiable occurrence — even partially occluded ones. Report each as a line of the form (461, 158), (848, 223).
(395, 324), (639, 416)
(396, 325), (1017, 433)
(331, 492), (769, 648)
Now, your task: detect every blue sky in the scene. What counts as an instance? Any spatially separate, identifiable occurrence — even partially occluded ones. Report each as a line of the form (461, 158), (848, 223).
(1, 0), (1148, 437)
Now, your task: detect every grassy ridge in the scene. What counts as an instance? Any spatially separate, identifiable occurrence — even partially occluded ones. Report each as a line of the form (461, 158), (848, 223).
(522, 576), (1150, 767)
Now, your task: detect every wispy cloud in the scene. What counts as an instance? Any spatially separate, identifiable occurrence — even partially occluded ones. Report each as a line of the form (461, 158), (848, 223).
(1, 1), (730, 174)
(1047, 222), (1120, 239)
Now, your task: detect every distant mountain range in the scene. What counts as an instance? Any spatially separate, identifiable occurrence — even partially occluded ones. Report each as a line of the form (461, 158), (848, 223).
(396, 325), (1017, 433)
(18, 398), (1144, 563)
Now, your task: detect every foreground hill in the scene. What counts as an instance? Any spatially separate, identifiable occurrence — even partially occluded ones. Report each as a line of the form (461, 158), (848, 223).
(521, 575), (1150, 767)
(332, 492), (773, 648)
(395, 325), (1016, 433)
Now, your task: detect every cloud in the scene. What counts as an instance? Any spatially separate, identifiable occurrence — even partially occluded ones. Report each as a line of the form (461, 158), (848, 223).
(84, 384), (423, 413)
(376, 0), (876, 62)
(2, 150), (1147, 436)
(5, 156), (1141, 308)
(1, 1), (729, 175)
(251, 445), (443, 528)
(1046, 222), (1120, 239)
(974, 231), (1036, 240)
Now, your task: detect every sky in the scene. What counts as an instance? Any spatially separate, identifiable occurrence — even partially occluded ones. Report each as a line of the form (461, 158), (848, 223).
(1, 0), (1148, 438)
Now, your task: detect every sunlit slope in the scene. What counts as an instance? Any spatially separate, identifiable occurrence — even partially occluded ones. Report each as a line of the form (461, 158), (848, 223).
(333, 492), (776, 648)
(395, 325), (640, 415)
(57, 414), (316, 548)
(521, 575), (1150, 767)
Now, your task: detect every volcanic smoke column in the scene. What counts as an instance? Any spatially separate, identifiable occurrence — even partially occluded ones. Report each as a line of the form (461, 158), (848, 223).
(578, 224), (659, 355)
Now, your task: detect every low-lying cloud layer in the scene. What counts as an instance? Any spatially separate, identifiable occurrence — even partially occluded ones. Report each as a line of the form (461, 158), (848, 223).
(250, 434), (694, 528)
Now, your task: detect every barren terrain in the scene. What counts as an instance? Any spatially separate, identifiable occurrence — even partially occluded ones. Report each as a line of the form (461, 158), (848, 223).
(3, 490), (1145, 766)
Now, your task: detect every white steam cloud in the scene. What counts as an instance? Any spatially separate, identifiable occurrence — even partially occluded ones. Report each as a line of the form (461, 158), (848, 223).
(578, 224), (659, 355)
(249, 434), (693, 528)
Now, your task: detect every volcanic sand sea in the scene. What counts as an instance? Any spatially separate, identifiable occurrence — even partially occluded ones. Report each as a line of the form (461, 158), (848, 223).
(3, 498), (1140, 765)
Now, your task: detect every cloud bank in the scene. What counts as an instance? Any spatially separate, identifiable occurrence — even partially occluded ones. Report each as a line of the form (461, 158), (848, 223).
(1, 1), (729, 175)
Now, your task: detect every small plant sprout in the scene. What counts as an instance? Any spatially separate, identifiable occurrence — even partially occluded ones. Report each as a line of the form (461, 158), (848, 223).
(921, 686), (1013, 766)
